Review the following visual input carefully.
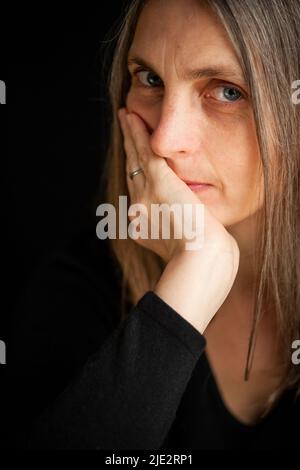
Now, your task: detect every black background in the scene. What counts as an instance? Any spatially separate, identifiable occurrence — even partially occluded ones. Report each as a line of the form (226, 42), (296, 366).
(2, 2), (129, 449)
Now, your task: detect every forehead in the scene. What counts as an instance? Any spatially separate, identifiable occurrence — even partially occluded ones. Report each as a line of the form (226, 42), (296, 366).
(129, 0), (242, 76)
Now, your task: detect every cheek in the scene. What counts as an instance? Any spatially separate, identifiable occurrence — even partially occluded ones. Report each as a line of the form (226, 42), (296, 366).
(125, 89), (137, 112)
(211, 119), (263, 206)
(126, 91), (160, 131)
(125, 94), (143, 118)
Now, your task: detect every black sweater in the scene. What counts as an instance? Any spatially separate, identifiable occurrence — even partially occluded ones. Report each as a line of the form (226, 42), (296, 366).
(8, 233), (300, 450)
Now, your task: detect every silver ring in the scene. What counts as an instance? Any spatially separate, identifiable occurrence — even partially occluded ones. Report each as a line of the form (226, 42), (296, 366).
(129, 168), (144, 180)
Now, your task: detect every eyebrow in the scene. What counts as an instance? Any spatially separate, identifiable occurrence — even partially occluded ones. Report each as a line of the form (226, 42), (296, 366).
(128, 55), (248, 87)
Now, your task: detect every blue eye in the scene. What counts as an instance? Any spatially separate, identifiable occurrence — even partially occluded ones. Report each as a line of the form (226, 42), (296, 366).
(131, 67), (245, 104)
(136, 70), (163, 88)
(214, 86), (243, 102)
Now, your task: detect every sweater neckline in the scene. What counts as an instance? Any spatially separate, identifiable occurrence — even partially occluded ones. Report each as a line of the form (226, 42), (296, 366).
(202, 349), (287, 431)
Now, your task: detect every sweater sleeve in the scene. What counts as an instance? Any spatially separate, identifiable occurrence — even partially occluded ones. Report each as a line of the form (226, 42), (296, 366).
(24, 290), (206, 450)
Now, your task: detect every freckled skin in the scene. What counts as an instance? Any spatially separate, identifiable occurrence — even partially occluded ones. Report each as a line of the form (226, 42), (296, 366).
(126, 0), (264, 228)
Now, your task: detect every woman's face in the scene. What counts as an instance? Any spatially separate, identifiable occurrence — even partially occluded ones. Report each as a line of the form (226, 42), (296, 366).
(126, 0), (264, 227)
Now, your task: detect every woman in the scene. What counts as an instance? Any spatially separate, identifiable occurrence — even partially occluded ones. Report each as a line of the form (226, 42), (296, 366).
(12, 0), (300, 449)
(107, 0), (300, 426)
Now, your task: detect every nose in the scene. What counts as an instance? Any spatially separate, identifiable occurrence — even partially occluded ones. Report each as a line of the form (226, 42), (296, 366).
(149, 93), (203, 159)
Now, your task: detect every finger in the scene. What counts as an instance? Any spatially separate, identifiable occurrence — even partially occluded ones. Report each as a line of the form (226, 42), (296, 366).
(126, 113), (153, 172)
(118, 108), (139, 170)
(118, 108), (140, 200)
(117, 108), (145, 194)
(126, 112), (167, 182)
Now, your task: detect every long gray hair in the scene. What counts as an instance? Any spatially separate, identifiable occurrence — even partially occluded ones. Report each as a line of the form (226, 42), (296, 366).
(102, 0), (300, 416)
